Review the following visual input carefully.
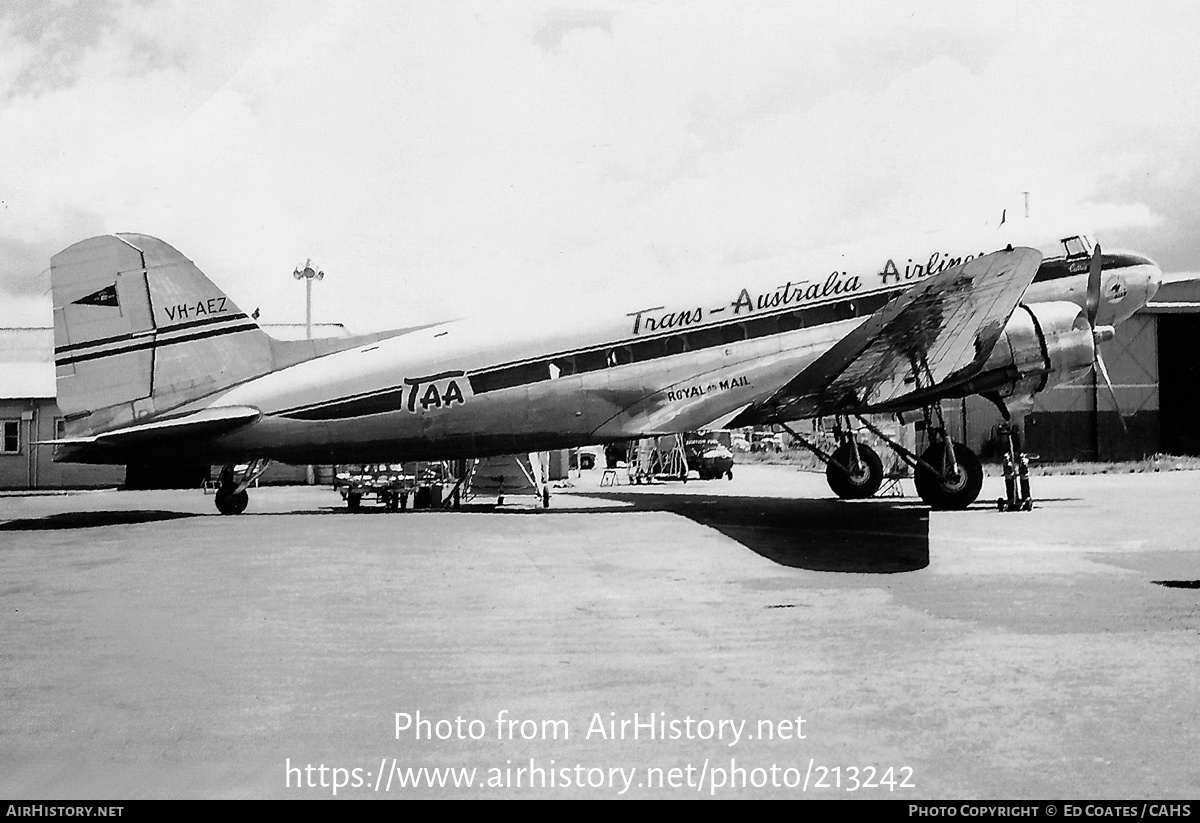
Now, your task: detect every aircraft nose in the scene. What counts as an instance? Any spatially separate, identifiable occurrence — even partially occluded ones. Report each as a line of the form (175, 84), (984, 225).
(1113, 251), (1161, 305)
(1081, 247), (1162, 326)
(1142, 255), (1163, 303)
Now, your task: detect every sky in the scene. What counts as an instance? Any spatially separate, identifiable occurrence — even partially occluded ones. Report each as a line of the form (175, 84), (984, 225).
(2, 0), (1198, 331)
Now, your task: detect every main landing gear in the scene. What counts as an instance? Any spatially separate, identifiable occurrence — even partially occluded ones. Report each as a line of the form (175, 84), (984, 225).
(912, 438), (983, 511)
(822, 419), (883, 499)
(780, 416), (885, 500)
(779, 403), (986, 510)
(214, 459), (271, 515)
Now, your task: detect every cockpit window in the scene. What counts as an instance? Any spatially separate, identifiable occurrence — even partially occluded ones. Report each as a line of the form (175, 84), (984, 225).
(1061, 235), (1091, 258)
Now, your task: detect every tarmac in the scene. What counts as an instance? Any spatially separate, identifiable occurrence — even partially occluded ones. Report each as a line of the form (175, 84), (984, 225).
(1, 464), (1197, 799)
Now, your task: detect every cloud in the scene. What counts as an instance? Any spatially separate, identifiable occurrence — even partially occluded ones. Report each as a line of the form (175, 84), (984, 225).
(3, 1), (1198, 332)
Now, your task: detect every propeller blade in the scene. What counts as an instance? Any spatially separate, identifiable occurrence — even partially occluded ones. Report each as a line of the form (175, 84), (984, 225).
(1086, 241), (1102, 326)
(1094, 349), (1128, 435)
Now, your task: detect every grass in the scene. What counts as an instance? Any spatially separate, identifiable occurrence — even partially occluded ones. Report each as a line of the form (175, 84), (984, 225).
(1028, 454), (1200, 475)
(738, 449), (1200, 476)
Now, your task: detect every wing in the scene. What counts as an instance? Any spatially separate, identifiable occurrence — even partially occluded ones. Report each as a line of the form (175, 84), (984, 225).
(730, 247), (1042, 425)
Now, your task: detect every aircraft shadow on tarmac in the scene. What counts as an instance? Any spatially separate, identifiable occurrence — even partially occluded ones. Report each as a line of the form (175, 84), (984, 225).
(580, 491), (931, 574)
(0, 510), (201, 531)
(302, 488), (930, 573)
(0, 493), (931, 573)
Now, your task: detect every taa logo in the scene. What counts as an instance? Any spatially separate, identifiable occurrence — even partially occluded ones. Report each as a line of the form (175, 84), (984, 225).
(404, 372), (468, 412)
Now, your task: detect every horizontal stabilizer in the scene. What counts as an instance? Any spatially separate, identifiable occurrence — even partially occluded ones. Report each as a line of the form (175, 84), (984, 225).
(40, 406), (261, 449)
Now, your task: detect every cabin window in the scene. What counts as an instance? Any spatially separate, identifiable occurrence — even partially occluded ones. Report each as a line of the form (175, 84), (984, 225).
(778, 310), (805, 332)
(606, 347), (632, 367)
(804, 303), (840, 327)
(746, 314), (779, 340)
(573, 350), (609, 373)
(629, 337), (666, 363)
(468, 362), (550, 393)
(550, 355), (577, 376)
(684, 326), (725, 351)
(720, 323), (747, 344)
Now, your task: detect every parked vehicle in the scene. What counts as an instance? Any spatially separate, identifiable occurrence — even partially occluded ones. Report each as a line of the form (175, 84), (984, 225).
(334, 462), (448, 510)
(750, 431), (784, 453)
(683, 433), (735, 480)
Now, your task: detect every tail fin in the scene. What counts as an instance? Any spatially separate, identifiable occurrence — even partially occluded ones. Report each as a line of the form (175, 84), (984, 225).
(52, 233), (274, 432)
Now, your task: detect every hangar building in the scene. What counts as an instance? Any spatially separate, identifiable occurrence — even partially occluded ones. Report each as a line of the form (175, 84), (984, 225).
(942, 274), (1200, 463)
(0, 324), (348, 490)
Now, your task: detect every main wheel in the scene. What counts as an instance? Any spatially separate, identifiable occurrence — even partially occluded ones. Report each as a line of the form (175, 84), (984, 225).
(826, 444), (883, 499)
(215, 487), (249, 515)
(914, 442), (984, 510)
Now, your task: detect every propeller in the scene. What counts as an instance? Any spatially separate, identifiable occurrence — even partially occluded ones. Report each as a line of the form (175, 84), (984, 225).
(1085, 242), (1128, 434)
(1086, 241), (1102, 327)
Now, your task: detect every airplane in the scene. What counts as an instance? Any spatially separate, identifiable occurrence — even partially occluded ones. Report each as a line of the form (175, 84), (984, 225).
(44, 227), (1161, 515)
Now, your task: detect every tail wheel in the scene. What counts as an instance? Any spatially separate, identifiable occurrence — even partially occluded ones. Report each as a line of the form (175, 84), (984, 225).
(215, 488), (249, 515)
(914, 443), (984, 510)
(826, 444), (883, 499)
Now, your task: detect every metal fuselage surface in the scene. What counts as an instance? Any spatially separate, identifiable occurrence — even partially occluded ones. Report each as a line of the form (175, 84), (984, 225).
(67, 229), (1161, 466)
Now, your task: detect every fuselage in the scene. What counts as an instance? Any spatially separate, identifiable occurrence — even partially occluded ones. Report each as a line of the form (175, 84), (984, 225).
(159, 230), (1159, 465)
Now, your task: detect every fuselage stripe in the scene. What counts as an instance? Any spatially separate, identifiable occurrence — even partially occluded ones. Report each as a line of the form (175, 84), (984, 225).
(55, 312), (252, 354)
(56, 323), (260, 366)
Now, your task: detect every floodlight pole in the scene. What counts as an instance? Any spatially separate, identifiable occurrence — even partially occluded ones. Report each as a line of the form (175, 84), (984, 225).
(293, 259), (325, 484)
(293, 259), (325, 341)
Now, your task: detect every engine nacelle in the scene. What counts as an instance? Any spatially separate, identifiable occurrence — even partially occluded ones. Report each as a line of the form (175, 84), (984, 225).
(956, 301), (1096, 416)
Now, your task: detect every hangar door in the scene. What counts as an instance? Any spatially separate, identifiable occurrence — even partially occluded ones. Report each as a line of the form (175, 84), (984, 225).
(1158, 315), (1200, 456)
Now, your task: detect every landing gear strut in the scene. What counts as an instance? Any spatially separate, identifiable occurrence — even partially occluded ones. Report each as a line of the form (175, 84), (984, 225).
(914, 439), (983, 510)
(780, 401), (986, 509)
(215, 459), (271, 515)
(825, 418), (884, 499)
(779, 418), (884, 500)
(852, 405), (985, 510)
(910, 403), (983, 510)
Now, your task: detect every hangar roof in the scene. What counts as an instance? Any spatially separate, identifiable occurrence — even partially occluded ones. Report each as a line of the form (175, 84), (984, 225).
(0, 328), (54, 399)
(0, 324), (351, 401)
(1143, 273), (1200, 314)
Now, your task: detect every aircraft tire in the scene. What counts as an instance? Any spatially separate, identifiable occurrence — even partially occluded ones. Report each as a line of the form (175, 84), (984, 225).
(826, 444), (883, 499)
(215, 488), (249, 515)
(914, 443), (983, 510)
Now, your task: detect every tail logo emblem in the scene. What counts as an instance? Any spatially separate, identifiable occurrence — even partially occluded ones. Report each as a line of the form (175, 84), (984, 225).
(72, 283), (119, 307)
